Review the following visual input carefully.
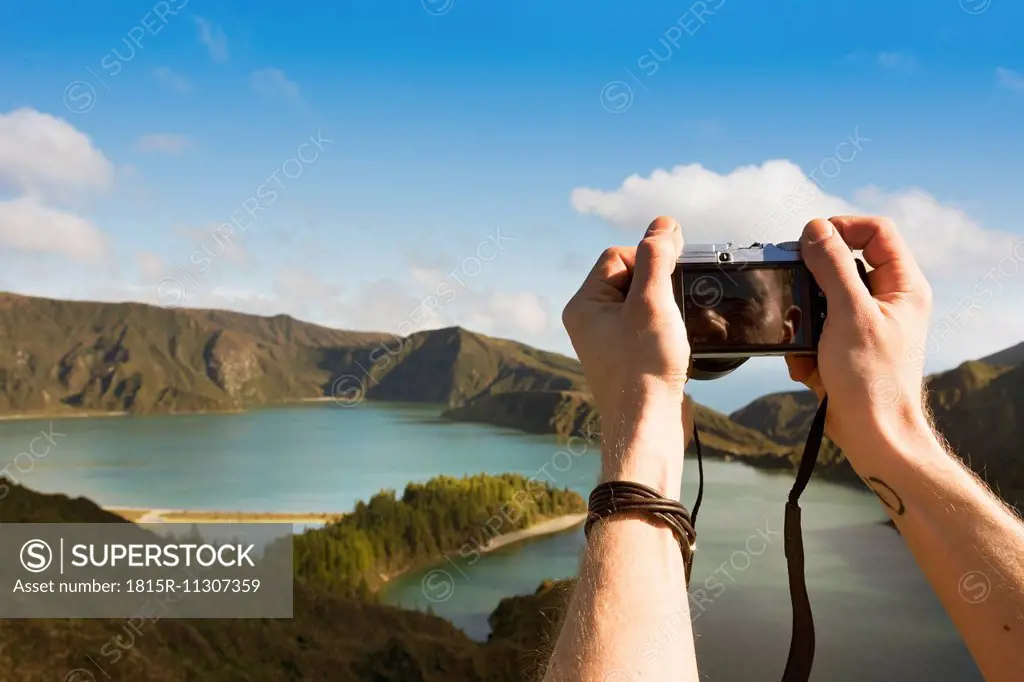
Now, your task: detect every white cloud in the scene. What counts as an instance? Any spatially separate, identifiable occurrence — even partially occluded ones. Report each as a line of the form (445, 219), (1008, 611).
(570, 159), (1017, 275)
(996, 67), (1024, 92)
(135, 133), (194, 155)
(274, 266), (343, 302)
(194, 17), (228, 61)
(570, 159), (1024, 389)
(153, 66), (192, 92)
(136, 252), (166, 281)
(0, 108), (114, 198)
(877, 51), (916, 72)
(850, 186), (1017, 273)
(178, 224), (250, 266)
(0, 195), (106, 263)
(249, 68), (302, 102)
(487, 291), (549, 335)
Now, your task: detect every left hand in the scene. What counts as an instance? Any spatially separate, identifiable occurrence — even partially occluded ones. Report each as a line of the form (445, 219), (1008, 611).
(562, 216), (693, 496)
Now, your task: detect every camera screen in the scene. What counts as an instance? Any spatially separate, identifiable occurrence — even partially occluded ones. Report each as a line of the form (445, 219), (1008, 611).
(677, 264), (813, 353)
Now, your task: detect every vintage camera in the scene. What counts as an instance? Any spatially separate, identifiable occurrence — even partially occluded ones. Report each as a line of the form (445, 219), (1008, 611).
(672, 241), (827, 380)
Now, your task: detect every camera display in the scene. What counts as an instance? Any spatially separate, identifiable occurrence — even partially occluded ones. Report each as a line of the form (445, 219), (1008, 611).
(675, 263), (818, 356)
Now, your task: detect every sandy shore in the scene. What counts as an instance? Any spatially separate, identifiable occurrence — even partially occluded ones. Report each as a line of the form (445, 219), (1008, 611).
(106, 507), (344, 524)
(105, 507), (586, 547)
(0, 410), (128, 421)
(481, 513), (587, 554)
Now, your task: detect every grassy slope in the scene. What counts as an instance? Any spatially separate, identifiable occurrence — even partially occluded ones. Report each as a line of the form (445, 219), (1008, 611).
(0, 481), (573, 682)
(0, 292), (389, 414)
(0, 292), (772, 459)
(729, 358), (1024, 506)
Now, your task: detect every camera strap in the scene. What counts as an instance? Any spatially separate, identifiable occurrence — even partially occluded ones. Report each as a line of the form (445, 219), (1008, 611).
(689, 397), (826, 682)
(781, 395), (828, 682)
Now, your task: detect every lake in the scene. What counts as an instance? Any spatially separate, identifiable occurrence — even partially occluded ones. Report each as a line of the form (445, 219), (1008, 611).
(0, 403), (981, 681)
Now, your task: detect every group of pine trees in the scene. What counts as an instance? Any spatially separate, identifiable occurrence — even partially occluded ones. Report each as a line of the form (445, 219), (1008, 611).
(293, 473), (585, 598)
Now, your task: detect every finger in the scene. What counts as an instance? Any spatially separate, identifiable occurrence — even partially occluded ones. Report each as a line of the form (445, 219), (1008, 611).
(785, 355), (825, 400)
(827, 215), (930, 303)
(628, 216), (683, 308)
(800, 218), (874, 317)
(576, 246), (636, 303)
(785, 354), (816, 383)
(682, 393), (695, 449)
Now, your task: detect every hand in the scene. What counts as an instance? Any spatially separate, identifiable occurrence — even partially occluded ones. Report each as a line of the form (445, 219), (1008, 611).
(786, 216), (934, 464)
(562, 217), (693, 497)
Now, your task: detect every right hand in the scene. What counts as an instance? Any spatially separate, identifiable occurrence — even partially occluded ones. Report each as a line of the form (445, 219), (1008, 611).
(785, 216), (934, 464)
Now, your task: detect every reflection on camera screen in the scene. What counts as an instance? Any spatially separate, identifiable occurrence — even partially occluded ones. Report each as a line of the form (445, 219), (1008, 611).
(681, 267), (806, 350)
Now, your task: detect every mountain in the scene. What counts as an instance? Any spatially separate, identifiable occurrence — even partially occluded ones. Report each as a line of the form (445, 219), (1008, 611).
(729, 354), (1024, 508)
(0, 292), (583, 415)
(980, 341), (1024, 367)
(0, 292), (770, 458)
(4, 292), (1018, 504)
(0, 481), (572, 682)
(0, 292), (387, 414)
(727, 390), (819, 446)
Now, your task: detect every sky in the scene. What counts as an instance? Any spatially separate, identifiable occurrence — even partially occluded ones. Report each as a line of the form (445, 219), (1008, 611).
(1, 0), (1023, 412)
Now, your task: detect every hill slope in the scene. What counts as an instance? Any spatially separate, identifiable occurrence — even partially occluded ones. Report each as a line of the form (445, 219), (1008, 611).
(730, 356), (1024, 508)
(0, 292), (583, 415)
(0, 481), (571, 682)
(980, 341), (1024, 367)
(0, 292), (770, 458)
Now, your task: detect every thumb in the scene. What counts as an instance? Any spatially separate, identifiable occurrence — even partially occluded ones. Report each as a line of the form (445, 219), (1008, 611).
(629, 216), (683, 307)
(800, 218), (871, 317)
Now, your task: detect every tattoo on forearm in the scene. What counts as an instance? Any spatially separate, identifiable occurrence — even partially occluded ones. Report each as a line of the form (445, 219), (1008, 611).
(864, 477), (906, 516)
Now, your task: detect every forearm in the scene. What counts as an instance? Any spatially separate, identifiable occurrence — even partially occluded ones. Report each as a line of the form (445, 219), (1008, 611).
(544, 516), (696, 682)
(544, 403), (698, 682)
(848, 412), (1024, 681)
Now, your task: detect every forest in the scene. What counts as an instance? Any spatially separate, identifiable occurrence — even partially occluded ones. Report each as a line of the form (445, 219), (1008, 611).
(292, 473), (586, 597)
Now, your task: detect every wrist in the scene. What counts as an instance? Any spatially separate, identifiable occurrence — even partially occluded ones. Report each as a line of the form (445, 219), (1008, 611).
(600, 400), (686, 500)
(840, 400), (939, 469)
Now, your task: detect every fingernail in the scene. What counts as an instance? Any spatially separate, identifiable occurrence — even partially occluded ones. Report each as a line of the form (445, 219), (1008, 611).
(803, 219), (834, 245)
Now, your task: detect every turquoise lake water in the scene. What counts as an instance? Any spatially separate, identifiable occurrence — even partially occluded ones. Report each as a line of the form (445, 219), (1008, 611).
(0, 402), (981, 680)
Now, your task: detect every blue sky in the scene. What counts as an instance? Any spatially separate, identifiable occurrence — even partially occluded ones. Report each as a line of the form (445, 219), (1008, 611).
(1, 0), (1023, 411)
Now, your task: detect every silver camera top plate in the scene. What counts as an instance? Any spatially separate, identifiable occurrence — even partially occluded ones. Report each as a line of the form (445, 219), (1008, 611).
(677, 241), (803, 265)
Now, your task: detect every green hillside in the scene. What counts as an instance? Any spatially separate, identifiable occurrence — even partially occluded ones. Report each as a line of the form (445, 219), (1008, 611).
(0, 481), (575, 682)
(729, 358), (1024, 508)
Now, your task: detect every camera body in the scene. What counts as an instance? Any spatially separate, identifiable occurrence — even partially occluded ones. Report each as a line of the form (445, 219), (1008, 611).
(672, 241), (827, 380)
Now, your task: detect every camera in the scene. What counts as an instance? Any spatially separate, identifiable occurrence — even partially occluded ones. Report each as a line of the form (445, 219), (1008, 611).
(672, 241), (827, 380)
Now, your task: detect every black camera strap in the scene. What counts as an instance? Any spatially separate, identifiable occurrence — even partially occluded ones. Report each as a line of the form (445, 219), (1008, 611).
(687, 397), (827, 682)
(781, 395), (828, 682)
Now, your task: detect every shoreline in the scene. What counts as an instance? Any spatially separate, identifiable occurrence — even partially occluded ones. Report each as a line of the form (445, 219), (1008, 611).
(375, 512), (588, 590)
(0, 410), (128, 422)
(480, 513), (587, 554)
(106, 506), (344, 524)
